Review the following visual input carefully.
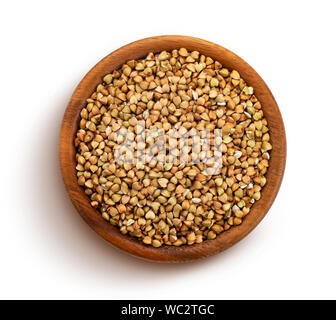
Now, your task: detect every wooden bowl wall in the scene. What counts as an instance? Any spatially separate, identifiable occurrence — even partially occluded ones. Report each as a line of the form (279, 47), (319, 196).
(59, 35), (286, 262)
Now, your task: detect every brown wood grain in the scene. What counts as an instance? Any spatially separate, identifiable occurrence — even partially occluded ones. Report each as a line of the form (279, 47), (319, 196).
(59, 35), (286, 262)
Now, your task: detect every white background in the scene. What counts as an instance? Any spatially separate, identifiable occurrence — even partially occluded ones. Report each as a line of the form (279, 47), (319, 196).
(1, 0), (335, 300)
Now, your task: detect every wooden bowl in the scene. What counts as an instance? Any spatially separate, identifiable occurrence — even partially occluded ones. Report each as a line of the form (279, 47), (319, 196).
(59, 35), (286, 262)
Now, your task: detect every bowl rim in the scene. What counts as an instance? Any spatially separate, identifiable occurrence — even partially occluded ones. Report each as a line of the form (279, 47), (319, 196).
(59, 35), (286, 262)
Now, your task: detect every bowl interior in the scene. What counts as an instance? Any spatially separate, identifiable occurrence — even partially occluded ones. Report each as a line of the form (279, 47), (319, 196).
(59, 35), (286, 262)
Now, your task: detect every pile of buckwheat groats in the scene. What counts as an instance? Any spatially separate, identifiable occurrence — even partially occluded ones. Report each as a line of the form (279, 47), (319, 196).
(75, 48), (272, 247)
